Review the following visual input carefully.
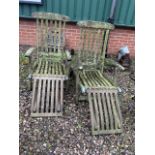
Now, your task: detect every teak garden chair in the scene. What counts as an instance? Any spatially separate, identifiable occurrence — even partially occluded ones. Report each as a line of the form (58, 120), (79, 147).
(25, 12), (70, 117)
(73, 21), (123, 135)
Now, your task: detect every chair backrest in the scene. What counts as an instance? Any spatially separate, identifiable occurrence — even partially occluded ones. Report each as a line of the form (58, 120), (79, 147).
(32, 12), (70, 58)
(77, 21), (114, 69)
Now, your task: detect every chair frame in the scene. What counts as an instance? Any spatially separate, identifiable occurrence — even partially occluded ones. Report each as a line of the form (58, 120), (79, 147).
(73, 20), (123, 135)
(26, 12), (70, 117)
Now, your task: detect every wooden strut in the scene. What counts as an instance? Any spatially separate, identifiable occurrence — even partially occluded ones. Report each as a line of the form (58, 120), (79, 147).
(31, 77), (65, 117)
(87, 89), (123, 135)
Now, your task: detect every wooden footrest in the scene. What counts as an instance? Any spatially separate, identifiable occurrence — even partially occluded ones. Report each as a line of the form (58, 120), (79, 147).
(31, 76), (65, 117)
(87, 88), (123, 135)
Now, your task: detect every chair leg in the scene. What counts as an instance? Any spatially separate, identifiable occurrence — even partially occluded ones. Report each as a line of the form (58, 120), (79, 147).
(65, 79), (69, 91)
(26, 75), (33, 91)
(75, 71), (79, 106)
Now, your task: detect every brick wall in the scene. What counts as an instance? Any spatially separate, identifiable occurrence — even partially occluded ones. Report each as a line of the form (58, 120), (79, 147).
(19, 19), (135, 56)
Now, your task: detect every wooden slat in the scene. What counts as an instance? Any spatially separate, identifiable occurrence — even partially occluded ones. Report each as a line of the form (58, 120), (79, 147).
(58, 63), (61, 75)
(55, 62), (58, 75)
(78, 28), (83, 58)
(41, 79), (46, 112)
(97, 71), (113, 87)
(92, 71), (103, 86)
(46, 79), (50, 113)
(62, 21), (66, 46)
(102, 92), (109, 130)
(60, 79), (64, 112)
(36, 19), (39, 59)
(114, 92), (123, 126)
(88, 71), (100, 87)
(40, 19), (44, 52)
(94, 31), (98, 63)
(53, 20), (57, 52)
(50, 79), (55, 113)
(52, 63), (55, 74)
(58, 21), (62, 52)
(88, 92), (95, 131)
(93, 71), (108, 87)
(56, 80), (61, 112)
(96, 29), (101, 54)
(44, 60), (48, 74)
(48, 61), (51, 74)
(100, 30), (105, 54)
(81, 71), (91, 87)
(36, 79), (42, 113)
(55, 79), (59, 113)
(33, 75), (67, 80)
(110, 92), (121, 129)
(49, 19), (53, 53)
(36, 60), (42, 74)
(31, 113), (62, 117)
(83, 71), (93, 87)
(97, 92), (104, 130)
(91, 30), (96, 53)
(40, 60), (45, 74)
(102, 30), (109, 60)
(105, 92), (114, 130)
(92, 129), (122, 135)
(84, 71), (95, 87)
(45, 19), (48, 52)
(87, 29), (91, 52)
(31, 79), (37, 112)
(80, 29), (84, 58)
(93, 92), (100, 131)
(79, 72), (89, 88)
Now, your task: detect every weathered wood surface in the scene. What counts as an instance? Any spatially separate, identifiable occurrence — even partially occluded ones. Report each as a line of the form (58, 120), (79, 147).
(34, 59), (67, 77)
(31, 77), (65, 117)
(87, 89), (123, 135)
(36, 19), (65, 54)
(74, 20), (123, 135)
(34, 12), (69, 60)
(77, 20), (114, 30)
(76, 22), (113, 69)
(30, 12), (70, 117)
(79, 70), (115, 90)
(32, 12), (70, 21)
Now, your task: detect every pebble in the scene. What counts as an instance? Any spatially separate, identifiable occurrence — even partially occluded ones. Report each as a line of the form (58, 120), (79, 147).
(43, 143), (47, 147)
(19, 58), (135, 154)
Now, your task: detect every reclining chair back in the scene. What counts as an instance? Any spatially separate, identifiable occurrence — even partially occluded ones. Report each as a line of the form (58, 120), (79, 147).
(32, 12), (70, 59)
(77, 21), (114, 70)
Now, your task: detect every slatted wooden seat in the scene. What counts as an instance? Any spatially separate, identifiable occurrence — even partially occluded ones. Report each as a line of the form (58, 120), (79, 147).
(79, 70), (114, 91)
(31, 76), (65, 117)
(33, 59), (67, 77)
(29, 12), (70, 117)
(73, 20), (123, 135)
(88, 88), (122, 135)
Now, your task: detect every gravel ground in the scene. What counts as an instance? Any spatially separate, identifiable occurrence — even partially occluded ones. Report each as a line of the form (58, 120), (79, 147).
(19, 46), (135, 155)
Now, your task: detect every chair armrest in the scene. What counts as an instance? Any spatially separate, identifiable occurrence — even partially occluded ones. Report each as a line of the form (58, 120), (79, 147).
(104, 58), (125, 71)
